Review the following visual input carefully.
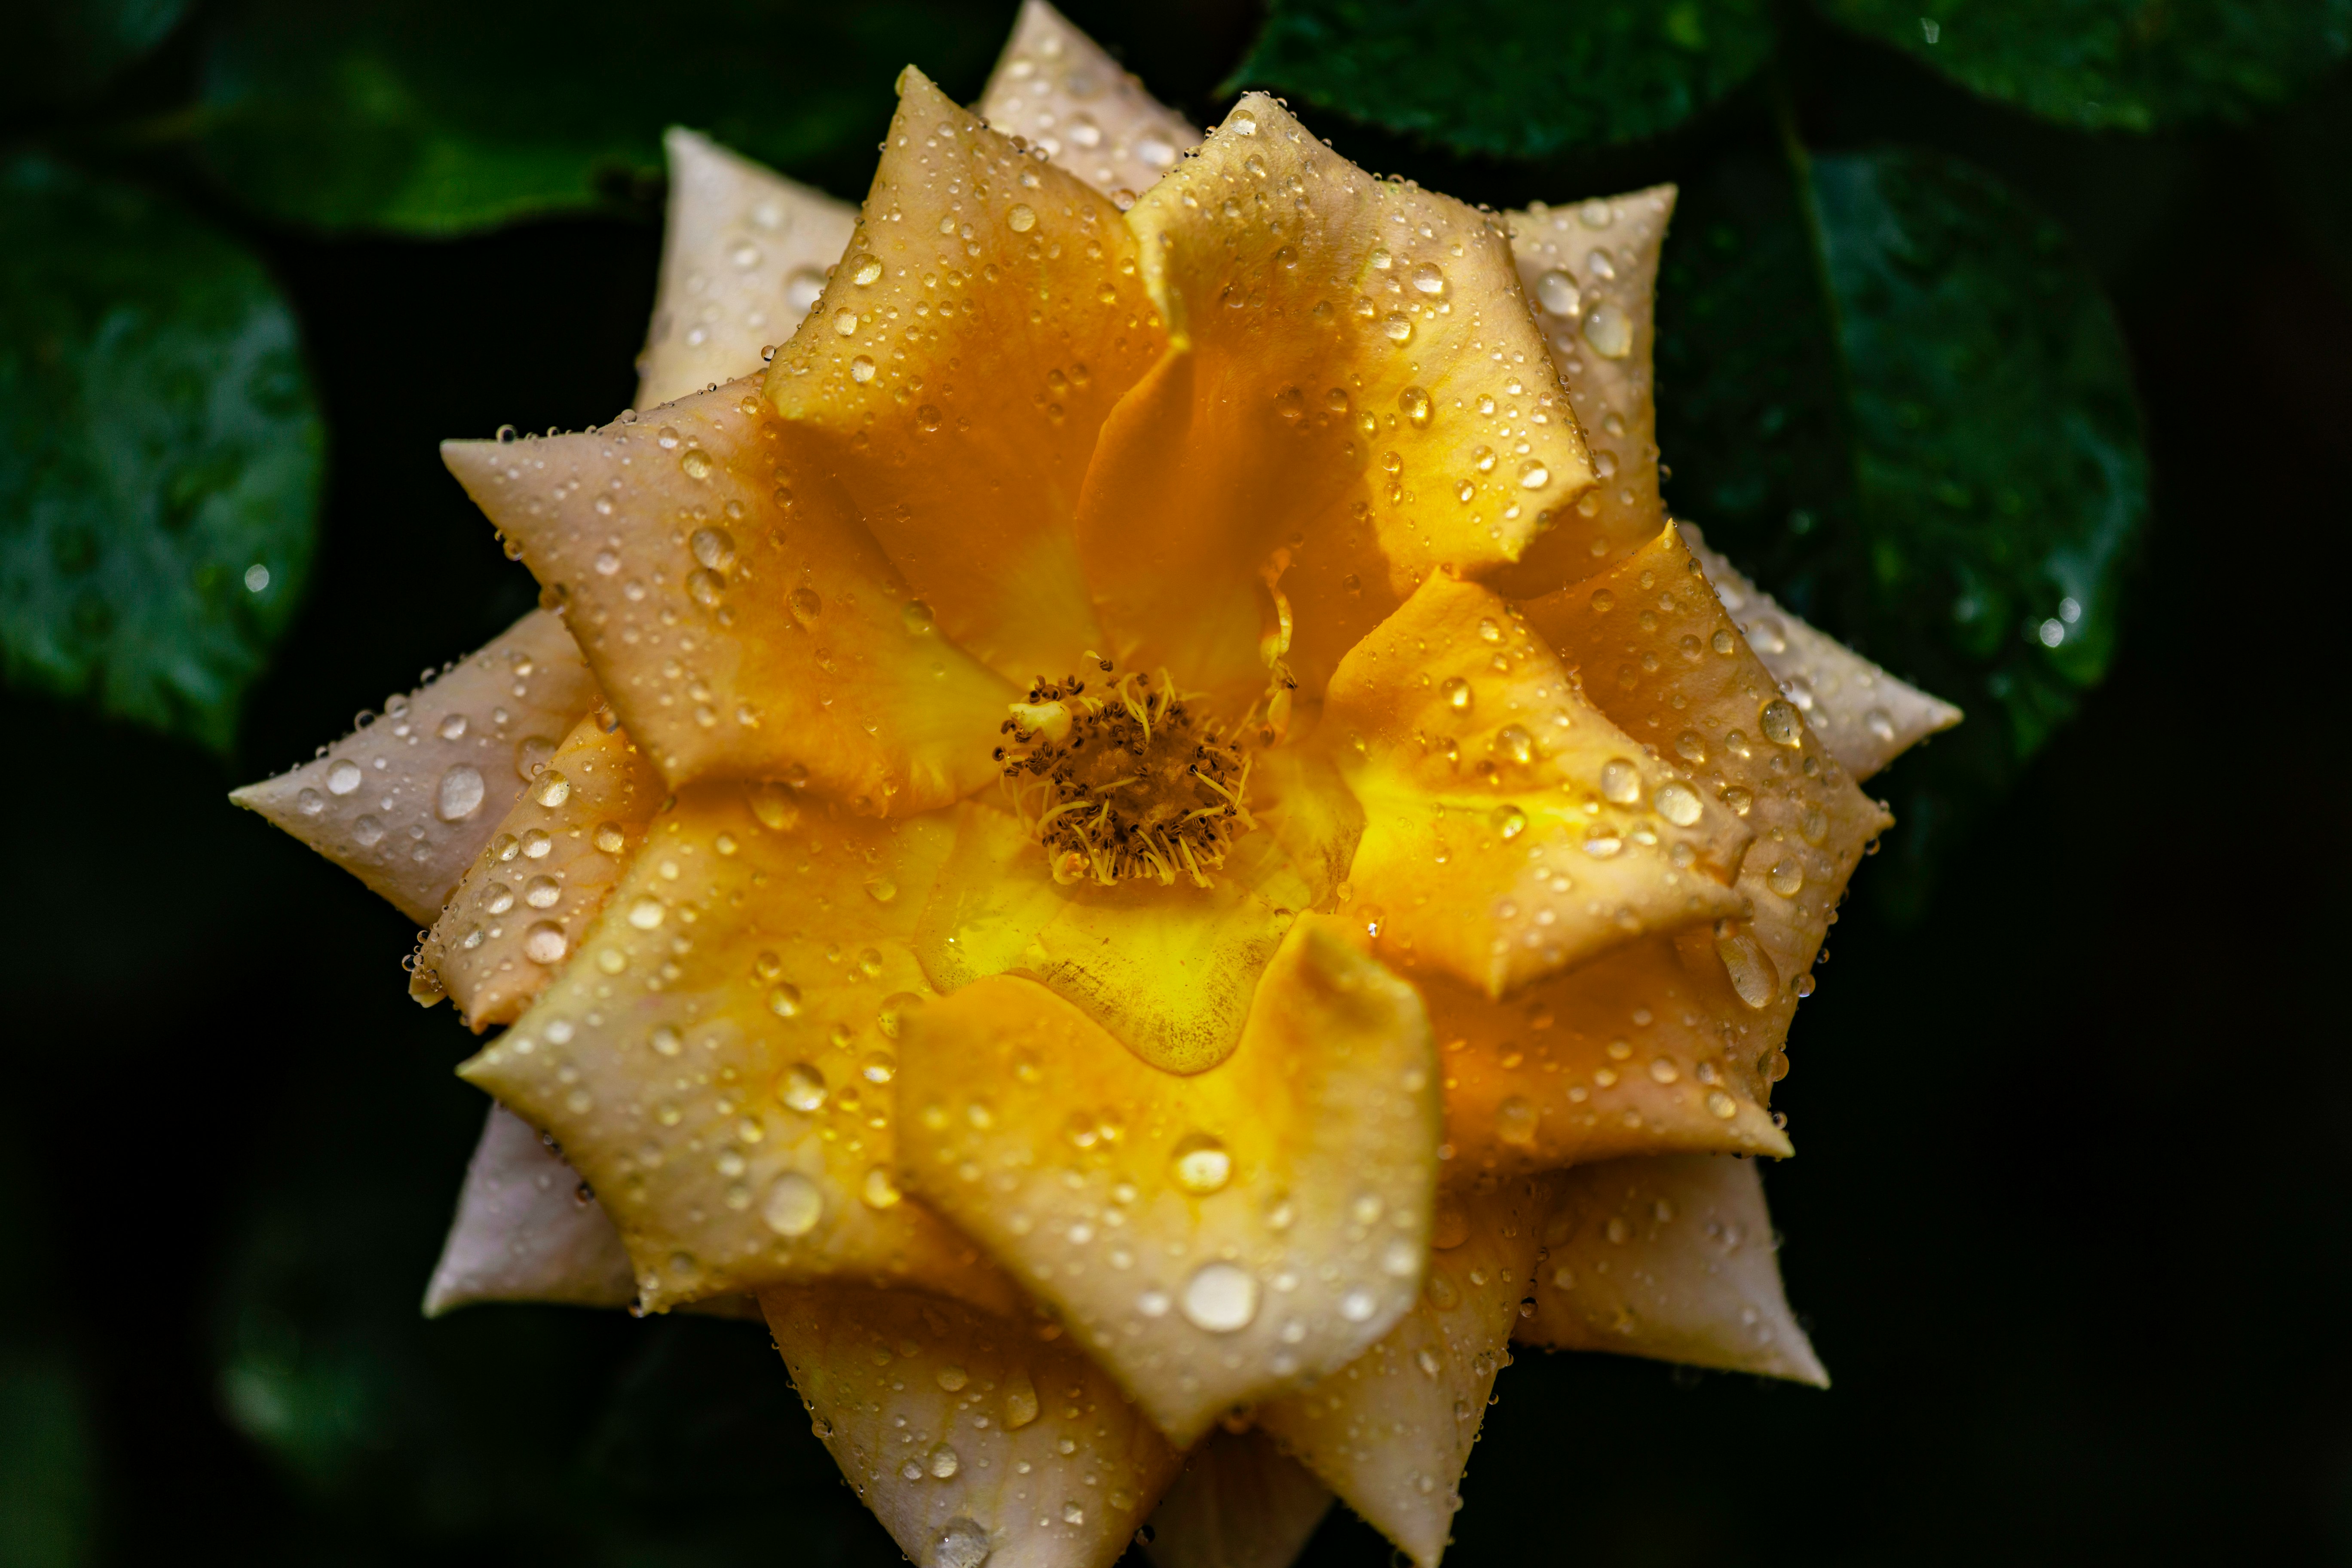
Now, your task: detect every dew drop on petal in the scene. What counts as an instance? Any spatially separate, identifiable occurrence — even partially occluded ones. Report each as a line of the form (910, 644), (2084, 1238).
(849, 253), (883, 286)
(1518, 459), (1549, 490)
(627, 896), (665, 930)
(1397, 385), (1432, 427)
(833, 309), (859, 337)
(1002, 1372), (1040, 1429)
(1169, 1133), (1233, 1195)
(1409, 262), (1445, 296)
(1599, 758), (1642, 805)
(1760, 698), (1803, 746)
(1535, 269), (1582, 317)
(534, 770), (572, 808)
(1006, 203), (1037, 232)
(1715, 924), (1780, 1010)
(1582, 303), (1633, 358)
(327, 759), (362, 796)
(436, 765), (485, 822)
(1440, 676), (1473, 714)
(1767, 858), (1806, 897)
(934, 1519), (992, 1568)
(1179, 1261), (1259, 1332)
(522, 922), (568, 964)
(762, 1172), (823, 1236)
(779, 1060), (825, 1111)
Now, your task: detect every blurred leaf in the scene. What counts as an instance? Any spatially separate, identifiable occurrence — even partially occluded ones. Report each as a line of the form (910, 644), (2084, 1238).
(0, 155), (321, 751)
(0, 0), (190, 105)
(195, 0), (1008, 233)
(1659, 143), (2145, 913)
(1234, 0), (1775, 157)
(1817, 0), (2352, 131)
(0, 1351), (95, 1568)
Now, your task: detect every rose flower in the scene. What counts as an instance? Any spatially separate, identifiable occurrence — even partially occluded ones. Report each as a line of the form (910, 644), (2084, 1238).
(232, 7), (1960, 1565)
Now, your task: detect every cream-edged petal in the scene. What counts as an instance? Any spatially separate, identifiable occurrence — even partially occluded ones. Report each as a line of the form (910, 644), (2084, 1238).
(1682, 524), (1962, 781)
(416, 713), (665, 1029)
(444, 382), (1014, 812)
(1258, 1178), (1548, 1568)
(764, 69), (1166, 688)
(636, 129), (859, 409)
(1079, 95), (1602, 711)
(1323, 571), (1748, 998)
(1486, 187), (1677, 601)
(423, 1102), (635, 1316)
(458, 787), (1019, 1316)
(763, 1284), (1181, 1568)
(979, 0), (1200, 204)
(230, 609), (599, 925)
(896, 918), (1441, 1447)
(1144, 1427), (1333, 1568)
(1518, 1153), (1826, 1386)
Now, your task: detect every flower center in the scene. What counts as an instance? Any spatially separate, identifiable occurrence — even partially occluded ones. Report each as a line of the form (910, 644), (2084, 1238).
(995, 657), (1255, 888)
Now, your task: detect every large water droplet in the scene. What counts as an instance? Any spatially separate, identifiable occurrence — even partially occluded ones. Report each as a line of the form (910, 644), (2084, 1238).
(1714, 923), (1780, 1010)
(436, 765), (486, 822)
(534, 770), (572, 808)
(1654, 780), (1702, 826)
(1496, 1095), (1538, 1145)
(1002, 1371), (1040, 1429)
(1440, 676), (1473, 714)
(934, 1519), (992, 1568)
(1582, 303), (1633, 359)
(850, 253), (883, 286)
(1169, 1133), (1233, 1195)
(1409, 261), (1445, 296)
(1759, 698), (1802, 746)
(352, 814), (385, 847)
(779, 1061), (825, 1111)
(1599, 757), (1642, 805)
(1180, 1261), (1259, 1332)
(1534, 269), (1582, 317)
(762, 1172), (823, 1237)
(522, 922), (568, 964)
(1397, 385), (1432, 427)
(327, 759), (362, 796)
(928, 1442), (961, 1479)
(1767, 858), (1806, 897)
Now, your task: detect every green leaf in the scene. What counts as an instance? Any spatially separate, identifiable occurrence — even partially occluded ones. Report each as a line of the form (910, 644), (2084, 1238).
(0, 155), (322, 751)
(0, 0), (190, 105)
(1657, 144), (2146, 912)
(1816, 0), (2352, 131)
(195, 0), (1006, 233)
(1233, 0), (1776, 158)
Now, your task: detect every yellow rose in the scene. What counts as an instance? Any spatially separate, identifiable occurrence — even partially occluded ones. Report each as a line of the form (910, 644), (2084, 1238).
(232, 6), (1959, 1564)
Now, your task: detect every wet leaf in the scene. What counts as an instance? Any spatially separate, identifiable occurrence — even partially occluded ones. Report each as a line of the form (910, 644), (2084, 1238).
(1233, 0), (1774, 158)
(195, 0), (1004, 232)
(1660, 145), (2144, 912)
(0, 155), (322, 750)
(1818, 0), (2352, 132)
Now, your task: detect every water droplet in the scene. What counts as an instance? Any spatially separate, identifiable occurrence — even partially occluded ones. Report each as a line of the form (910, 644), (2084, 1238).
(788, 587), (822, 622)
(326, 759), (362, 796)
(1534, 269), (1582, 317)
(521, 922), (567, 964)
(1582, 304), (1633, 359)
(1714, 924), (1780, 1010)
(534, 770), (571, 808)
(746, 780), (800, 831)
(1759, 698), (1802, 747)
(1654, 781), (1702, 826)
(934, 1518), (992, 1568)
(762, 1172), (823, 1237)
(1489, 803), (1527, 840)
(1230, 109), (1258, 135)
(1494, 725), (1534, 767)
(1007, 203), (1037, 233)
(935, 1363), (968, 1393)
(434, 764), (486, 822)
(833, 309), (859, 337)
(1383, 313), (1413, 344)
(1496, 1095), (1538, 1145)
(1799, 806), (1829, 845)
(679, 448), (715, 481)
(1339, 1288), (1377, 1322)
(1170, 1133), (1233, 1195)
(627, 897), (665, 930)
(437, 713), (469, 741)
(864, 878), (897, 905)
(295, 787), (324, 816)
(525, 874), (560, 909)
(352, 814), (385, 847)
(1518, 459), (1549, 490)
(1003, 1370), (1040, 1428)
(1767, 858), (1806, 897)
(686, 569), (725, 607)
(1409, 262), (1445, 296)
(1180, 1261), (1259, 1332)
(1599, 758), (1642, 805)
(1440, 676), (1473, 714)
(849, 253), (883, 287)
(861, 1165), (901, 1208)
(779, 1060), (825, 1111)
(928, 1442), (961, 1479)
(1397, 385), (1432, 427)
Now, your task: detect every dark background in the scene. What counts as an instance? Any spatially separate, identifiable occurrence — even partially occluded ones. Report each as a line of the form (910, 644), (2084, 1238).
(4, 2), (2348, 1564)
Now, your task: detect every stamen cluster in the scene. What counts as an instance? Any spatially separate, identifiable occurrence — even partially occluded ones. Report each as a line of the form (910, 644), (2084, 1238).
(995, 658), (1254, 888)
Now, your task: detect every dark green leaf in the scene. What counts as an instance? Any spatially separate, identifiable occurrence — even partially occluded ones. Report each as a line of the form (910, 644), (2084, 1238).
(1816, 0), (2352, 131)
(0, 0), (190, 105)
(195, 0), (1008, 233)
(1234, 0), (1775, 158)
(0, 155), (322, 751)
(1658, 144), (2146, 912)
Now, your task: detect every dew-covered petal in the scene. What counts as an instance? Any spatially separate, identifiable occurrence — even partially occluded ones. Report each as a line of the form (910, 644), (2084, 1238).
(979, 0), (1200, 206)
(416, 713), (664, 1028)
(764, 1283), (1180, 1568)
(636, 129), (858, 410)
(1423, 938), (1792, 1178)
(443, 382), (1014, 813)
(1518, 1153), (1826, 1386)
(896, 918), (1440, 1447)
(230, 608), (599, 924)
(1523, 526), (1893, 1094)
(1257, 1177), (1548, 1568)
(1143, 1427), (1333, 1568)
(458, 787), (1019, 1316)
(423, 1102), (636, 1316)
(912, 800), (1320, 1075)
(1078, 95), (1600, 709)
(1682, 524), (1962, 781)
(764, 69), (1165, 687)
(1324, 571), (1748, 999)
(1486, 186), (1677, 602)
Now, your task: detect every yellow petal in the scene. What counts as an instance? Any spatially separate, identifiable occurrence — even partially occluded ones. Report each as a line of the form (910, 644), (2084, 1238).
(1485, 187), (1678, 601)
(443, 382), (1014, 812)
(1324, 571), (1749, 998)
(979, 0), (1199, 204)
(764, 68), (1166, 686)
(895, 918), (1441, 1447)
(1518, 1153), (1826, 1385)
(636, 128), (858, 409)
(763, 1283), (1182, 1568)
(423, 1103), (635, 1316)
(457, 787), (1018, 1316)
(1078, 95), (1599, 708)
(1683, 524), (1962, 781)
(1523, 525), (1894, 1089)
(912, 800), (1319, 1075)
(1256, 1177), (1549, 1568)
(1144, 1427), (1333, 1568)
(1422, 938), (1792, 1176)
(230, 608), (599, 924)
(419, 713), (665, 1030)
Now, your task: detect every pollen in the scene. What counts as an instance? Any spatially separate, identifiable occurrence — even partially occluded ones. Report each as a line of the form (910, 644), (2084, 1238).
(995, 658), (1254, 888)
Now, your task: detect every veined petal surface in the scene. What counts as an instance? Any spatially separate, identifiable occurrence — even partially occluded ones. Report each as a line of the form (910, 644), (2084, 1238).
(1519, 1153), (1826, 1385)
(895, 918), (1439, 1446)
(980, 0), (1199, 204)
(1143, 1427), (1333, 1568)
(637, 128), (858, 409)
(765, 69), (1166, 687)
(763, 1284), (1181, 1568)
(444, 382), (1013, 812)
(458, 788), (1017, 1315)
(1080, 94), (1599, 707)
(230, 608), (598, 923)
(1325, 571), (1747, 997)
